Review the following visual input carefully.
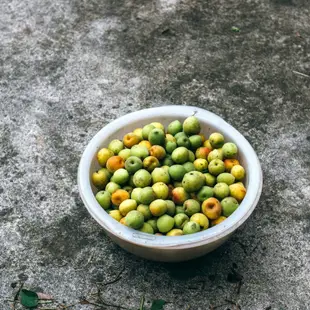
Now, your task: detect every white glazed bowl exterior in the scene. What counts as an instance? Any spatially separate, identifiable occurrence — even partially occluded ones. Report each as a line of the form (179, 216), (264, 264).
(78, 106), (263, 262)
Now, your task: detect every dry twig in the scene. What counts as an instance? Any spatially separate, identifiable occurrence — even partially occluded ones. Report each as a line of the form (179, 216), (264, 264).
(292, 70), (310, 78)
(12, 282), (24, 310)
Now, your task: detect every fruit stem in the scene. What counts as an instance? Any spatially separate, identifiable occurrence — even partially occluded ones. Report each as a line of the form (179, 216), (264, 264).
(139, 295), (145, 310)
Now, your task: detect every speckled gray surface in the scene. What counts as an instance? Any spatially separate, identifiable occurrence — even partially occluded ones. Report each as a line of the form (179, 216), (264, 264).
(1, 0), (310, 309)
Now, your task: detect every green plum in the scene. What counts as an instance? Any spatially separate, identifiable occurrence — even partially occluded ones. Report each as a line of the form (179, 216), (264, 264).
(188, 150), (195, 162)
(142, 124), (155, 139)
(152, 182), (169, 199)
(193, 158), (208, 172)
(95, 190), (111, 209)
(183, 116), (201, 135)
(139, 222), (154, 234)
(165, 200), (176, 216)
(174, 213), (189, 229)
(189, 135), (203, 150)
(174, 132), (187, 140)
(221, 197), (239, 216)
(157, 214), (175, 233)
(209, 133), (224, 149)
(182, 171), (205, 193)
(118, 148), (131, 161)
(165, 134), (176, 143)
(111, 168), (129, 185)
(175, 206), (185, 214)
(229, 183), (246, 202)
(139, 186), (156, 204)
(217, 173), (235, 185)
(171, 147), (189, 164)
(183, 162), (196, 173)
(147, 218), (158, 233)
(151, 167), (170, 184)
(190, 213), (209, 230)
(125, 156), (143, 174)
(165, 141), (177, 154)
(137, 204), (152, 221)
(162, 155), (174, 166)
(183, 199), (201, 216)
(151, 122), (165, 131)
(207, 149), (224, 162)
(108, 139), (124, 154)
(148, 128), (165, 146)
(119, 199), (138, 216)
(204, 173), (216, 187)
(149, 199), (167, 216)
(208, 159), (225, 176)
(183, 221), (200, 234)
(168, 165), (187, 181)
(143, 156), (160, 172)
(166, 229), (183, 236)
(131, 145), (149, 160)
(125, 210), (144, 229)
(176, 136), (191, 148)
(92, 168), (111, 189)
(133, 169), (152, 187)
(97, 148), (114, 167)
(197, 186), (214, 202)
(222, 142), (238, 158)
(167, 120), (183, 135)
(213, 182), (230, 199)
(161, 165), (170, 174)
(131, 187), (143, 204)
(231, 165), (245, 181)
(105, 182), (121, 194)
(109, 210), (122, 221)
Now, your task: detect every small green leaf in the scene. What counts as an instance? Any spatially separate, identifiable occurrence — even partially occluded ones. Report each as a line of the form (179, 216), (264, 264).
(20, 289), (39, 308)
(151, 299), (166, 310)
(231, 26), (240, 32)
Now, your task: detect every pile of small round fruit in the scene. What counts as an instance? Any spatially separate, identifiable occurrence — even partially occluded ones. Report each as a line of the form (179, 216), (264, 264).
(92, 116), (246, 236)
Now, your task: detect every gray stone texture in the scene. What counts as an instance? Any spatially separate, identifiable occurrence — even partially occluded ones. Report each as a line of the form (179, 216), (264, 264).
(1, 0), (310, 309)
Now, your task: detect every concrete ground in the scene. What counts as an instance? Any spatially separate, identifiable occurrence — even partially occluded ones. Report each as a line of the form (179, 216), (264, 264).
(1, 0), (310, 309)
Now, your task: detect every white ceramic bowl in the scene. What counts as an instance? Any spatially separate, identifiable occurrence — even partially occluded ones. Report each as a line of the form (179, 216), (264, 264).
(78, 106), (262, 262)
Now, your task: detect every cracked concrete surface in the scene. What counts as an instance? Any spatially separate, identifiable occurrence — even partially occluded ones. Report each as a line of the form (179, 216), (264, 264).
(1, 0), (310, 309)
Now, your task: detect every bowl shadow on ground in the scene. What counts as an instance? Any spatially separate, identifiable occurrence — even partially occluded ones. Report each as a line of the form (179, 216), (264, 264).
(158, 242), (232, 281)
(117, 237), (244, 283)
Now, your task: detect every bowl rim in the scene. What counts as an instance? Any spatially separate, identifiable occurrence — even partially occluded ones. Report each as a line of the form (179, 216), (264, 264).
(78, 105), (263, 249)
